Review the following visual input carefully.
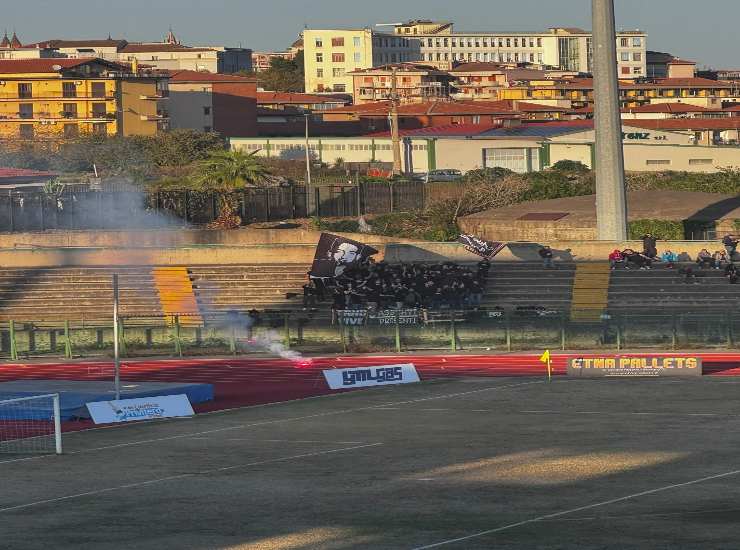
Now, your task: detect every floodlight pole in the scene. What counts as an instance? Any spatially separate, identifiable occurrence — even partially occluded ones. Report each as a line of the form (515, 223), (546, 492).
(592, 0), (628, 241)
(304, 114), (314, 216)
(112, 274), (121, 400)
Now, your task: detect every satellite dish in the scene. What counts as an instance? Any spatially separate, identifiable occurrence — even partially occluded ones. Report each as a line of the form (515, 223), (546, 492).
(51, 64), (63, 71)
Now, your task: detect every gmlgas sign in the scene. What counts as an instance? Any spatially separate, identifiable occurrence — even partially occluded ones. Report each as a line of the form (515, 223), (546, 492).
(323, 363), (420, 390)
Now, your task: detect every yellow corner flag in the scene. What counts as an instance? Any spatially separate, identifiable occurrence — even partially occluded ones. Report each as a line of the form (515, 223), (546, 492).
(539, 350), (552, 382)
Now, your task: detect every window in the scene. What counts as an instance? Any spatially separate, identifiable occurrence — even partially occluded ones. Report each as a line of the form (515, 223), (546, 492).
(62, 82), (77, 98)
(499, 39), (504, 47)
(482, 39), (488, 48)
(506, 38), (511, 48)
(427, 38), (433, 47)
(203, 106), (211, 116)
(514, 38), (519, 47)
(451, 39), (456, 48)
(92, 122), (107, 135)
(633, 52), (642, 61)
(538, 53), (543, 64)
(316, 68), (323, 77)
(91, 82), (106, 98)
(151, 55), (158, 61)
(316, 53), (323, 63)
(436, 39), (441, 48)
(332, 68), (344, 77)
(633, 67), (643, 75)
(621, 52), (630, 61)
(63, 123), (79, 138)
(620, 38), (629, 47)
(315, 38), (323, 47)
(18, 83), (32, 99)
(92, 102), (107, 118)
(444, 38), (448, 47)
(633, 37), (642, 47)
(646, 159), (671, 166)
(19, 124), (33, 139)
(333, 84), (346, 92)
(529, 39), (535, 47)
(475, 39), (480, 48)
(331, 37), (344, 47)
(621, 66), (630, 75)
(354, 52), (361, 63)
(19, 103), (33, 119)
(689, 159), (713, 165)
(332, 53), (345, 63)
(537, 38), (543, 47)
(62, 103), (77, 118)
(353, 37), (361, 47)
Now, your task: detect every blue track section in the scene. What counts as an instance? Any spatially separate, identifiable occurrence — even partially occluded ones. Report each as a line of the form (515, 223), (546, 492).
(0, 380), (214, 420)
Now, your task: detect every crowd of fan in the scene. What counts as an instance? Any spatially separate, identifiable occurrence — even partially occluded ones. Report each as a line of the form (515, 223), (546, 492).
(606, 234), (739, 284)
(304, 258), (490, 310)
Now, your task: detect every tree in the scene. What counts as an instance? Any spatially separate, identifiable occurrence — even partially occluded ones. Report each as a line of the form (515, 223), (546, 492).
(189, 150), (271, 228)
(257, 51), (305, 92)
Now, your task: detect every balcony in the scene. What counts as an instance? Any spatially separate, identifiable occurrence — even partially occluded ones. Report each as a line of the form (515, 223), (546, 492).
(139, 92), (169, 100)
(0, 93), (116, 101)
(140, 111), (169, 121)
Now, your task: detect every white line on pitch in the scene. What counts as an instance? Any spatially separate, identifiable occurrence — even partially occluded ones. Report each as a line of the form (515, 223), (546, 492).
(0, 442), (382, 513)
(520, 410), (722, 417)
(410, 468), (740, 549)
(0, 380), (543, 465)
(189, 437), (368, 444)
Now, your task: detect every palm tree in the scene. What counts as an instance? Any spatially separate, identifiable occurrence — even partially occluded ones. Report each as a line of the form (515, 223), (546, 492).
(190, 150), (270, 228)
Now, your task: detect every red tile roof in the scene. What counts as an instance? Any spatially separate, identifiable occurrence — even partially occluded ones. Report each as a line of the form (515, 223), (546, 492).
(450, 62), (507, 73)
(625, 118), (740, 131)
(559, 77), (734, 90)
(256, 92), (348, 105)
(0, 167), (56, 180)
(363, 122), (502, 138)
(25, 39), (126, 49)
(0, 58), (99, 73)
(168, 70), (257, 83)
(120, 44), (214, 53)
(625, 103), (718, 113)
(325, 99), (524, 117)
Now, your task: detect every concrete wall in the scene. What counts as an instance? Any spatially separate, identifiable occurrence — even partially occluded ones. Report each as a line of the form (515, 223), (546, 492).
(0, 228), (407, 249)
(169, 83), (213, 132)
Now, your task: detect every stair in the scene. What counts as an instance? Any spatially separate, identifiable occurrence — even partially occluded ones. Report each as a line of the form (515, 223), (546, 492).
(152, 267), (203, 326)
(570, 263), (611, 322)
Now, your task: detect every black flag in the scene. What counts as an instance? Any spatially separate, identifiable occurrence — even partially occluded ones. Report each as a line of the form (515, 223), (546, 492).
(310, 233), (379, 278)
(458, 234), (507, 259)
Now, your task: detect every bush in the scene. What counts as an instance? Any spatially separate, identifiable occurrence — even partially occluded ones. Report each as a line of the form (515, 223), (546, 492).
(628, 220), (685, 241)
(463, 167), (514, 183)
(551, 160), (590, 173)
(310, 217), (360, 233)
(519, 170), (595, 202)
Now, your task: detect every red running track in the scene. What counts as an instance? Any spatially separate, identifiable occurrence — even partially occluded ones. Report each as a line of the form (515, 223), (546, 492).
(1, 353), (740, 431)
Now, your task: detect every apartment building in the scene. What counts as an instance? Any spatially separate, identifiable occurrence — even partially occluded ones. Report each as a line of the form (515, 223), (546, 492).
(0, 58), (168, 141)
(403, 23), (646, 77)
(303, 29), (418, 94)
(252, 38), (303, 72)
(350, 63), (454, 104)
(168, 70), (257, 137)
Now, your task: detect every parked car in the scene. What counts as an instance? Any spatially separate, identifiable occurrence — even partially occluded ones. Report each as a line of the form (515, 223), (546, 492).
(420, 169), (464, 183)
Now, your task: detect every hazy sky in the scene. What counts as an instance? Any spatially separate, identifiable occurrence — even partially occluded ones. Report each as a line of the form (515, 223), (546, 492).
(4, 0), (738, 68)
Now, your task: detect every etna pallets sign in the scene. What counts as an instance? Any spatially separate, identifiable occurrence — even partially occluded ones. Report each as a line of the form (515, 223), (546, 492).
(568, 356), (703, 378)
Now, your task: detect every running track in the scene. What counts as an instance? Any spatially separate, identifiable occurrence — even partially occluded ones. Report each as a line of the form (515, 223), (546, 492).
(2, 353), (740, 428)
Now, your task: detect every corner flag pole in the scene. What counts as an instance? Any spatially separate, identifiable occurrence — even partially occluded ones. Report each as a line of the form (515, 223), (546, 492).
(539, 350), (552, 382)
(113, 274), (121, 400)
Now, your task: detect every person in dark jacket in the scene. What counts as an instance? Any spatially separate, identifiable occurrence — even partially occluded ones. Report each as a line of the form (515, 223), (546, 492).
(723, 235), (738, 261)
(539, 246), (554, 269)
(641, 233), (659, 258)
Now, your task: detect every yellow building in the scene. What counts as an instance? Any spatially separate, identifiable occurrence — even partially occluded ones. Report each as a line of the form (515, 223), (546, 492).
(0, 58), (168, 141)
(303, 29), (416, 95)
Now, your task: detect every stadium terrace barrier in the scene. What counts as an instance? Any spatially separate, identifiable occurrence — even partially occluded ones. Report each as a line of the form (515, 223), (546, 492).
(1, 310), (739, 361)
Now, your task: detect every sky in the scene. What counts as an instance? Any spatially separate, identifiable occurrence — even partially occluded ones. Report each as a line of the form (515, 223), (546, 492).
(3, 0), (738, 68)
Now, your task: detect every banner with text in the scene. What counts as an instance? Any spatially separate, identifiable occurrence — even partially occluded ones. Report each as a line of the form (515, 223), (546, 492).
(86, 394), (195, 424)
(323, 363), (421, 390)
(458, 234), (507, 259)
(568, 356), (703, 378)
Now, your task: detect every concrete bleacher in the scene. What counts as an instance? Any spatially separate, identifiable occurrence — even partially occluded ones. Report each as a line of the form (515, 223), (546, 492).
(608, 263), (740, 313)
(483, 262), (576, 312)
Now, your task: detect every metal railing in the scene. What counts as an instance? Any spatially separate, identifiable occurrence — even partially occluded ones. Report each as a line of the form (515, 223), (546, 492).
(1, 310), (738, 360)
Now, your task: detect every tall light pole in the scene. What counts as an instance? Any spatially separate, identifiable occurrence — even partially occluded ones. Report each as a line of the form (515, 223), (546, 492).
(592, 0), (628, 241)
(304, 113), (314, 215)
(390, 67), (403, 176)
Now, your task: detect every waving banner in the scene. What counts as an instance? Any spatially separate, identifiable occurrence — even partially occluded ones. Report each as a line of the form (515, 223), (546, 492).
(458, 234), (507, 259)
(310, 233), (379, 278)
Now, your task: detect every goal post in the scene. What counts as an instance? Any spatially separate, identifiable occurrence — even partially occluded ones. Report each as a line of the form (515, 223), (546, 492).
(0, 394), (63, 455)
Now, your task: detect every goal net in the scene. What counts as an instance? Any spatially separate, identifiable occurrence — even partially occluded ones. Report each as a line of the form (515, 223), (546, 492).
(0, 394), (63, 455)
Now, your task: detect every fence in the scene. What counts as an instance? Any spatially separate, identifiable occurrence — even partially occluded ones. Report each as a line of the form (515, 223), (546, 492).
(0, 180), (463, 231)
(1, 311), (739, 360)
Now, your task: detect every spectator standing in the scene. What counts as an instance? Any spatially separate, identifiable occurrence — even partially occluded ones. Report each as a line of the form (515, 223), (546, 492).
(539, 246), (554, 269)
(660, 250), (677, 269)
(726, 263), (739, 284)
(641, 233), (659, 258)
(722, 235), (738, 261)
(712, 251), (726, 270)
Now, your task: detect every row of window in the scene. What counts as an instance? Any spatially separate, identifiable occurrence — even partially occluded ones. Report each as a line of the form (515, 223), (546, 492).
(241, 143), (427, 152)
(315, 68), (347, 78)
(8, 102), (111, 119)
(9, 82), (109, 99)
(645, 159), (713, 166)
(621, 52), (643, 62)
(315, 52), (361, 63)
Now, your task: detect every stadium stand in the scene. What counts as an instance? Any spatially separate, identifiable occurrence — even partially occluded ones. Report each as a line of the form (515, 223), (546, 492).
(484, 262), (576, 312)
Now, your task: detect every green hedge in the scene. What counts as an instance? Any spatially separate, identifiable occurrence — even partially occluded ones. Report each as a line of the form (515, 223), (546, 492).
(628, 220), (685, 240)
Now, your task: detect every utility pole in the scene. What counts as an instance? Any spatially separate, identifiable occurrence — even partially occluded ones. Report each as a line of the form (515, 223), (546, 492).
(592, 0), (628, 241)
(304, 113), (314, 215)
(390, 67), (403, 176)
